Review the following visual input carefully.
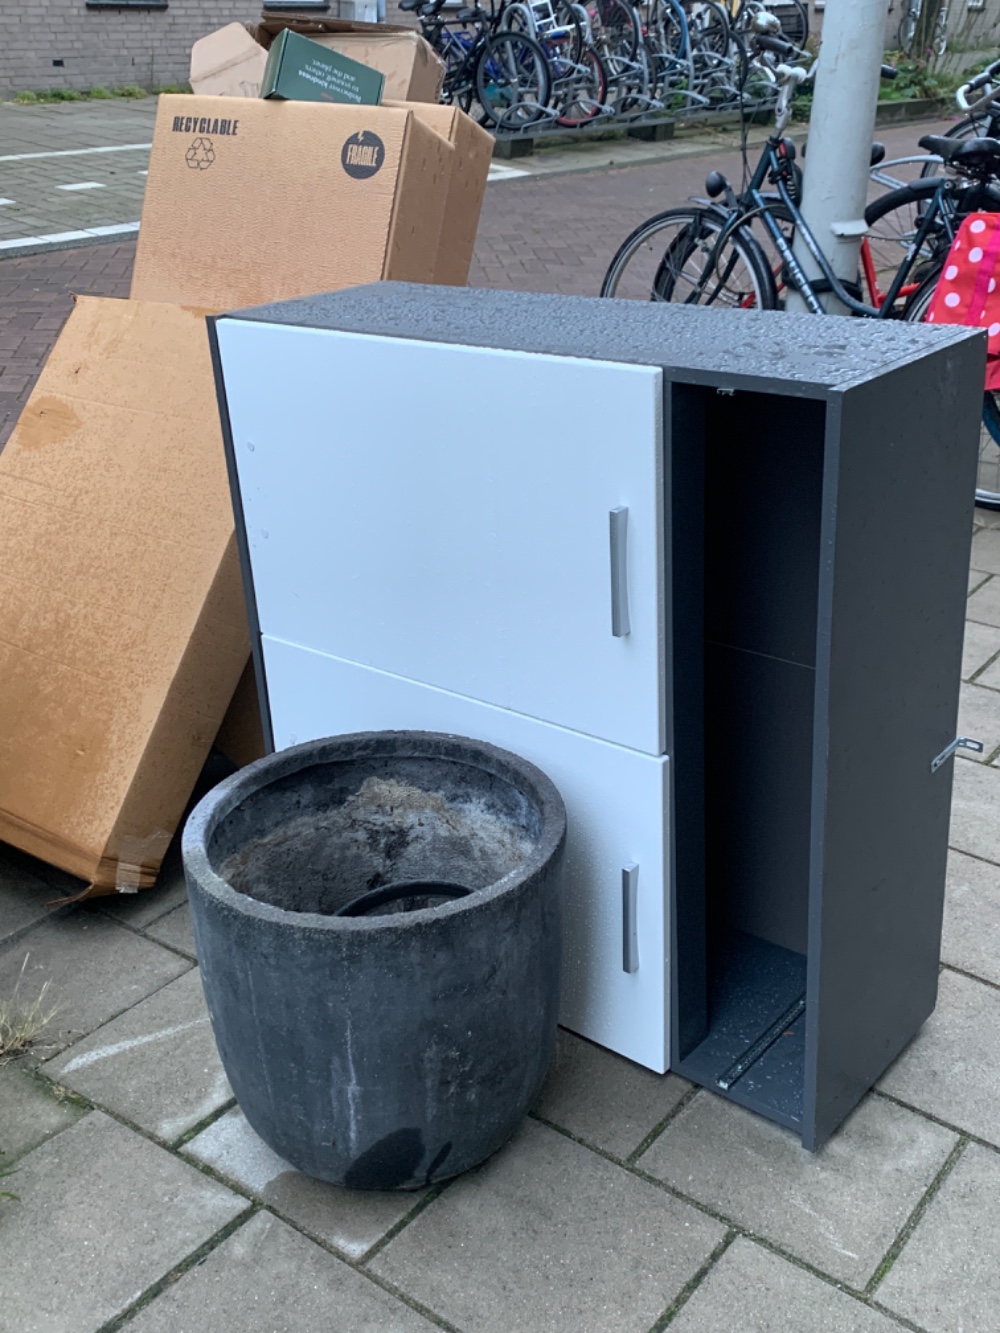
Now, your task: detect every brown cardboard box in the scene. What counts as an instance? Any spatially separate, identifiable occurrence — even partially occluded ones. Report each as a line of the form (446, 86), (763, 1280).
(385, 100), (493, 285)
(253, 17), (444, 103)
(190, 22), (268, 98)
(0, 297), (250, 895)
(129, 96), (452, 309)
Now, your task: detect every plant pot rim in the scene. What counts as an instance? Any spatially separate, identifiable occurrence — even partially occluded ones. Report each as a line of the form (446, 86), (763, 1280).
(182, 729), (567, 934)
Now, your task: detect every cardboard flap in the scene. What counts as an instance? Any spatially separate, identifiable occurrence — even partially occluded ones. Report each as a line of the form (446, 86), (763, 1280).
(190, 23), (268, 97)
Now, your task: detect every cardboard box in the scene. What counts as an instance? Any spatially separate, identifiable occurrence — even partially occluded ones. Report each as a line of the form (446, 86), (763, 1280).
(0, 297), (250, 895)
(190, 22), (268, 98)
(386, 100), (493, 285)
(130, 95), (452, 309)
(261, 27), (384, 105)
(254, 17), (444, 102)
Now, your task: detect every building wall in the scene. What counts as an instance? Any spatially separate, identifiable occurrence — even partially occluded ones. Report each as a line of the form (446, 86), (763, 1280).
(0, 0), (259, 99)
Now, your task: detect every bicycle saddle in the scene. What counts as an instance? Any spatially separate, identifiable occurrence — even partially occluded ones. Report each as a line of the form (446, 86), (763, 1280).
(456, 6), (484, 18)
(399, 0), (421, 10)
(920, 134), (1000, 169)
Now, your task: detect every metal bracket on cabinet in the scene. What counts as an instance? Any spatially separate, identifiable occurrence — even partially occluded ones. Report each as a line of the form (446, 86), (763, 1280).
(931, 736), (984, 773)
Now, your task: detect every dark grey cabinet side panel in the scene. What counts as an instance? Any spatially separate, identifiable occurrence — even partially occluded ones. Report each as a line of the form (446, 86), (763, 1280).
(804, 345), (983, 1149)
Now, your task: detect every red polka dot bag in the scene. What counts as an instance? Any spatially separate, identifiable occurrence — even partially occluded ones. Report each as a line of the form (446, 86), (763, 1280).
(926, 213), (1000, 389)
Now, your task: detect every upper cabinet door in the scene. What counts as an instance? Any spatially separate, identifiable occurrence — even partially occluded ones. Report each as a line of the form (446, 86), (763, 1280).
(218, 321), (666, 755)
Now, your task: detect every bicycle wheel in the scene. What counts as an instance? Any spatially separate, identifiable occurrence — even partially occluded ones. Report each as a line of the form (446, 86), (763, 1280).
(476, 31), (552, 128)
(554, 44), (609, 125)
(601, 206), (777, 306)
(904, 268), (1000, 509)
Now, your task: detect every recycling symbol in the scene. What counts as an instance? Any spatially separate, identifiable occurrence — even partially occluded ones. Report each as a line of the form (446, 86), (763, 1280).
(185, 137), (215, 170)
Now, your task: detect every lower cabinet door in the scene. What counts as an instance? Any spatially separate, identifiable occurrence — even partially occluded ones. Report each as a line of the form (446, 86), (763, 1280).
(262, 636), (671, 1073)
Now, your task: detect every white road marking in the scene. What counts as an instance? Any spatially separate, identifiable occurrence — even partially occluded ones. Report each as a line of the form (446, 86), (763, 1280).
(488, 162), (530, 181)
(57, 181), (106, 191)
(58, 1017), (210, 1073)
(0, 198), (14, 206)
(0, 220), (139, 250)
(137, 170), (147, 176)
(0, 142), (151, 163)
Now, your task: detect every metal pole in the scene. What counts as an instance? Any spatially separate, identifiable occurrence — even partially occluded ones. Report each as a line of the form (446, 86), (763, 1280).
(786, 0), (891, 314)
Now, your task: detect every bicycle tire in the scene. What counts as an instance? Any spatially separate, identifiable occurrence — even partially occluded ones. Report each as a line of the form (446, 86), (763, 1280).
(904, 266), (1000, 509)
(555, 45), (610, 125)
(600, 205), (777, 307)
(475, 30), (553, 128)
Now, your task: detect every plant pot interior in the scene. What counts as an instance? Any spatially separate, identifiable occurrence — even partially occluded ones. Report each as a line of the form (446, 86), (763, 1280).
(209, 753), (545, 916)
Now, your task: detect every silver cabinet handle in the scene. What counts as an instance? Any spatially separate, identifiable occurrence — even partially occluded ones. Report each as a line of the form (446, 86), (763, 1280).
(622, 863), (639, 973)
(610, 506), (631, 637)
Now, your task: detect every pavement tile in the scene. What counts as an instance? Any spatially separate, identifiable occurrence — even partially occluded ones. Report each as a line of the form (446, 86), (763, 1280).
(369, 1118), (725, 1333)
(957, 681), (1000, 760)
(533, 1028), (689, 1159)
(972, 641), (1000, 691)
(670, 1237), (901, 1333)
(184, 1107), (427, 1261)
(966, 576), (1000, 628)
(962, 618), (1000, 679)
(969, 569), (990, 593)
(0, 913), (190, 1055)
(126, 1209), (437, 1333)
(637, 1091), (957, 1289)
(0, 1063), (83, 1162)
(949, 759), (1000, 864)
(42, 969), (230, 1141)
(143, 900), (196, 957)
(877, 1143), (1000, 1333)
(970, 528), (1000, 575)
(0, 843), (65, 944)
(880, 969), (1000, 1144)
(941, 850), (1000, 986)
(0, 1111), (248, 1333)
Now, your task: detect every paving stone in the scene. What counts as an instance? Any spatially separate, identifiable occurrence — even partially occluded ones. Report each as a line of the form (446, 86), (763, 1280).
(970, 528), (1000, 575)
(961, 618), (1000, 680)
(949, 759), (1000, 864)
(127, 1208), (436, 1333)
(638, 1091), (956, 1288)
(880, 968), (1000, 1144)
(0, 1062), (83, 1162)
(0, 1111), (247, 1333)
(0, 913), (190, 1055)
(957, 681), (1000, 760)
(0, 843), (63, 944)
(144, 901), (196, 957)
(670, 1237), (901, 1333)
(972, 639), (1000, 690)
(941, 850), (1000, 986)
(969, 569), (990, 594)
(877, 1143), (1000, 1333)
(533, 1028), (689, 1159)
(184, 1107), (426, 1260)
(42, 969), (230, 1141)
(966, 576), (1000, 628)
(369, 1118), (725, 1333)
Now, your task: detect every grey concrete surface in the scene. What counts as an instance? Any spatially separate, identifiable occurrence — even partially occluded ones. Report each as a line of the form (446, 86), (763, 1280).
(877, 1143), (1000, 1333)
(0, 1111), (247, 1333)
(637, 1092), (957, 1288)
(0, 913), (190, 1055)
(368, 1118), (726, 1333)
(143, 901), (196, 958)
(126, 1210), (439, 1333)
(961, 618), (1000, 680)
(670, 1238), (903, 1332)
(185, 1107), (429, 1261)
(0, 1063), (83, 1162)
(533, 1029), (690, 1160)
(941, 850), (1000, 986)
(879, 969), (1000, 1145)
(42, 968), (230, 1141)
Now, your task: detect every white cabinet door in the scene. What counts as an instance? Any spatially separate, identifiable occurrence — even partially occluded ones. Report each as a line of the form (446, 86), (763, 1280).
(262, 635), (670, 1073)
(218, 321), (665, 755)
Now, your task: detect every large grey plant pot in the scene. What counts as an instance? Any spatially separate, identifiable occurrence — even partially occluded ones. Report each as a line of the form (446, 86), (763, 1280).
(182, 731), (566, 1190)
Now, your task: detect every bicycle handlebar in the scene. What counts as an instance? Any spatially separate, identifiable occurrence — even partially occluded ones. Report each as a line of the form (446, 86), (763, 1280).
(880, 64), (898, 80)
(957, 57), (1000, 112)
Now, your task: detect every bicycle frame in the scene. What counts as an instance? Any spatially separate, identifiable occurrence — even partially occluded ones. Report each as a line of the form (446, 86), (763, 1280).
(709, 136), (958, 317)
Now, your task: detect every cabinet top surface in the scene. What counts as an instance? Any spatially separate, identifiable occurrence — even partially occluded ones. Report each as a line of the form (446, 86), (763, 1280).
(218, 283), (981, 394)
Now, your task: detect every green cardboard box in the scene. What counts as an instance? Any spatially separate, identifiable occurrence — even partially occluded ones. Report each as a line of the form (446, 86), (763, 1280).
(261, 28), (384, 105)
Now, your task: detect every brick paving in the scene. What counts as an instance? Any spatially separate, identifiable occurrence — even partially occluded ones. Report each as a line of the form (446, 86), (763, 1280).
(4, 128), (1000, 1333)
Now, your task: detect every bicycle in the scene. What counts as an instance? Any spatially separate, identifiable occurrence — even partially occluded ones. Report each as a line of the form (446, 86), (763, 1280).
(600, 27), (1000, 505)
(896, 0), (949, 57)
